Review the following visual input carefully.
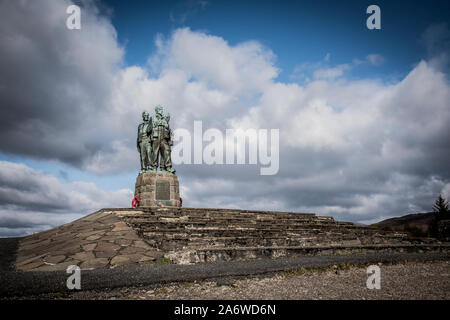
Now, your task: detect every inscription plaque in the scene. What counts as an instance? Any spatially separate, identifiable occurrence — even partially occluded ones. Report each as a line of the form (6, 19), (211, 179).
(155, 180), (170, 200)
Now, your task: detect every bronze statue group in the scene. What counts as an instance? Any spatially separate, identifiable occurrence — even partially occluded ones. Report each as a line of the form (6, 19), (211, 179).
(137, 105), (175, 174)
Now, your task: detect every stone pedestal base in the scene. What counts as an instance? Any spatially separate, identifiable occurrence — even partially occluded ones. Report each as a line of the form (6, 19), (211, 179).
(135, 172), (181, 208)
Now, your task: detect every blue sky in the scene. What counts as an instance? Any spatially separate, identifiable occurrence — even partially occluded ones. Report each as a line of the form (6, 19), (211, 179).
(106, 0), (450, 80)
(1, 0), (450, 237)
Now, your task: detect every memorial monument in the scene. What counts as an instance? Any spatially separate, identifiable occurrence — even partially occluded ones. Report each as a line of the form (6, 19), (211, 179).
(134, 105), (181, 207)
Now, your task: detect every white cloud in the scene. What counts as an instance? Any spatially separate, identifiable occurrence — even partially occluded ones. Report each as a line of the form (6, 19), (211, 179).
(149, 28), (279, 95)
(366, 54), (385, 66)
(0, 161), (132, 236)
(313, 64), (350, 80)
(292, 53), (385, 82)
(0, 0), (124, 170)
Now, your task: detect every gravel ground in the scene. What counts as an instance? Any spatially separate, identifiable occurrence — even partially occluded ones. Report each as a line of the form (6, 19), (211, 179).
(22, 261), (450, 300)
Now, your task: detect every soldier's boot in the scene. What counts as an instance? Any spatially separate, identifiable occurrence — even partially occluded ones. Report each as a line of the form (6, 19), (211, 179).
(166, 167), (176, 174)
(164, 155), (175, 173)
(162, 143), (175, 174)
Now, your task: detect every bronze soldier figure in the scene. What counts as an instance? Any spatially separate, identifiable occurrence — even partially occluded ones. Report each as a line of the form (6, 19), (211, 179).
(137, 111), (152, 173)
(149, 105), (175, 174)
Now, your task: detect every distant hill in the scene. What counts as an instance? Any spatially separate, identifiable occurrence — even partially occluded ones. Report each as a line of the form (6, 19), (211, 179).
(352, 222), (368, 227)
(371, 212), (436, 237)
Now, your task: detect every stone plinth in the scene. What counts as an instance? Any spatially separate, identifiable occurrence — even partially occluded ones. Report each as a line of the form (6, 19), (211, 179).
(135, 172), (181, 207)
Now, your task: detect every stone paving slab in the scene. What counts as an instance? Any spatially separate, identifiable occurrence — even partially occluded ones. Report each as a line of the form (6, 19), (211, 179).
(15, 210), (163, 271)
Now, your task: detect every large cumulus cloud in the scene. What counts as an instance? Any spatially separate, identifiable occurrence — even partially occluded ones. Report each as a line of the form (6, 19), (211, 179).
(0, 0), (124, 167)
(0, 161), (132, 237)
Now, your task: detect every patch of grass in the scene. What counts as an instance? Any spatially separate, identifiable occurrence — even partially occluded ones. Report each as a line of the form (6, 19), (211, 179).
(182, 281), (195, 287)
(159, 257), (173, 264)
(284, 267), (311, 277)
(155, 287), (168, 295)
(283, 262), (370, 277)
(54, 292), (69, 298)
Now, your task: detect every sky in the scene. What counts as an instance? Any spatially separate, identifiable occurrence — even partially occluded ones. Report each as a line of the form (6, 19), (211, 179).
(0, 0), (450, 237)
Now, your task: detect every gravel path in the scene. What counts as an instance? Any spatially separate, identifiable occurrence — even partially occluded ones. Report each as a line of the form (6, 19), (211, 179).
(65, 261), (450, 300)
(6, 259), (449, 300)
(2, 252), (449, 298)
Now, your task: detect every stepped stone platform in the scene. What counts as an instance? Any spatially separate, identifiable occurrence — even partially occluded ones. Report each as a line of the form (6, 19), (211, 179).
(13, 208), (450, 271)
